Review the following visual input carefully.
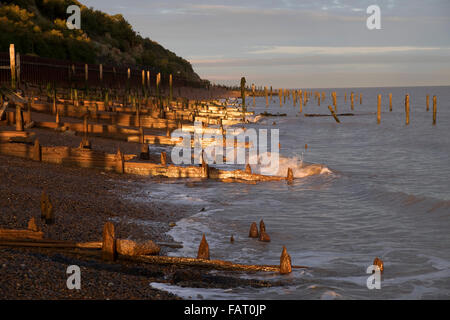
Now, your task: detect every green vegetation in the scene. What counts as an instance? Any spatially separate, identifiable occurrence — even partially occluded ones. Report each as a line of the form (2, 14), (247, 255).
(0, 0), (201, 82)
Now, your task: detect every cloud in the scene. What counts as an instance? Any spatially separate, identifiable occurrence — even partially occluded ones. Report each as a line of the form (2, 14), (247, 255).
(247, 46), (444, 55)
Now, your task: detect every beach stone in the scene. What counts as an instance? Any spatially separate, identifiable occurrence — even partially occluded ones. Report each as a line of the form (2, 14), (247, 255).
(373, 257), (384, 273)
(280, 246), (292, 274)
(258, 230), (271, 242)
(197, 234), (210, 260)
(249, 222), (259, 238)
(116, 239), (160, 256)
(230, 235), (234, 243)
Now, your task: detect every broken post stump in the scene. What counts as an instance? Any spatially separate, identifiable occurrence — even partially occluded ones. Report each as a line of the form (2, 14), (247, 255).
(249, 222), (259, 238)
(287, 167), (294, 183)
(15, 105), (24, 131)
(33, 139), (41, 161)
(197, 234), (210, 260)
(280, 246), (292, 274)
(161, 151), (167, 166)
(373, 257), (384, 273)
(102, 222), (116, 261)
(40, 191), (54, 225)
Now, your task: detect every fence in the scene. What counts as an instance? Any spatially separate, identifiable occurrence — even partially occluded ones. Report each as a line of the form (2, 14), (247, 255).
(0, 48), (207, 91)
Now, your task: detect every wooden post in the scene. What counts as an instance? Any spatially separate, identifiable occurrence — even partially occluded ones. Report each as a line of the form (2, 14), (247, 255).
(197, 234), (210, 260)
(15, 105), (24, 131)
(116, 148), (124, 173)
(84, 64), (88, 82)
(249, 222), (259, 238)
(328, 105), (340, 123)
(10, 44), (16, 89)
(433, 95), (437, 125)
(377, 94), (381, 124)
(147, 70), (150, 91)
(280, 246), (292, 274)
(344, 92), (347, 102)
(252, 84), (255, 107)
(264, 86), (268, 106)
(360, 93), (362, 104)
(405, 94), (410, 125)
(16, 52), (20, 89)
(169, 74), (173, 102)
(389, 93), (392, 112)
(33, 139), (41, 162)
(99, 64), (103, 82)
(279, 89), (282, 107)
(161, 152), (167, 166)
(102, 222), (116, 261)
(350, 92), (354, 110)
(287, 168), (294, 183)
(426, 94), (430, 112)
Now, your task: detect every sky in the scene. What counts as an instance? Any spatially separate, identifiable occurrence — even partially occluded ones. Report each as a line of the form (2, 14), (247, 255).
(81, 0), (450, 88)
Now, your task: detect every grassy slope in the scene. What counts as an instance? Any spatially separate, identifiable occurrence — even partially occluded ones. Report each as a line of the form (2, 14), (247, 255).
(0, 0), (202, 82)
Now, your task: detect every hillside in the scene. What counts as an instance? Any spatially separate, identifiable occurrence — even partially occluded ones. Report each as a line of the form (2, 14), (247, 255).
(0, 0), (202, 83)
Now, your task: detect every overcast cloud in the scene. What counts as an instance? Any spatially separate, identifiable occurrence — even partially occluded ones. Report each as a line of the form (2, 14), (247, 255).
(81, 0), (450, 88)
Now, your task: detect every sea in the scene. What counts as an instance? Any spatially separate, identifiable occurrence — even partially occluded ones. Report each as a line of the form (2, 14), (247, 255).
(127, 86), (450, 299)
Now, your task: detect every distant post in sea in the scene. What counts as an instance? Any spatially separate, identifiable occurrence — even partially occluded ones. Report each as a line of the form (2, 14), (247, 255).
(433, 95), (437, 125)
(240, 77), (246, 122)
(252, 83), (255, 107)
(360, 93), (362, 104)
(279, 89), (282, 107)
(264, 86), (268, 106)
(405, 94), (410, 125)
(426, 94), (430, 112)
(377, 94), (381, 124)
(350, 92), (354, 110)
(389, 93), (392, 111)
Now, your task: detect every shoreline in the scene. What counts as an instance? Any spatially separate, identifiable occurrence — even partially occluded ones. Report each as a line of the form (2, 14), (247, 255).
(0, 153), (279, 299)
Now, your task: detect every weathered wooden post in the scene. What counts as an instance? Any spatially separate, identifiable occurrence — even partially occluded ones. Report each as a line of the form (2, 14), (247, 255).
(84, 64), (88, 83)
(240, 77), (246, 121)
(249, 222), (259, 238)
(360, 93), (362, 104)
(426, 94), (430, 112)
(102, 222), (116, 261)
(389, 93), (392, 112)
(287, 167), (294, 183)
(350, 92), (354, 110)
(156, 72), (161, 99)
(328, 105), (340, 123)
(99, 64), (103, 83)
(405, 94), (410, 125)
(278, 89), (282, 107)
(161, 151), (167, 166)
(33, 139), (41, 162)
(264, 86), (268, 106)
(377, 94), (381, 124)
(197, 234), (210, 260)
(433, 95), (437, 125)
(252, 83), (255, 107)
(169, 74), (173, 102)
(15, 105), (24, 131)
(9, 44), (16, 89)
(280, 246), (292, 274)
(344, 92), (347, 102)
(270, 86), (273, 101)
(116, 148), (124, 173)
(16, 52), (20, 89)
